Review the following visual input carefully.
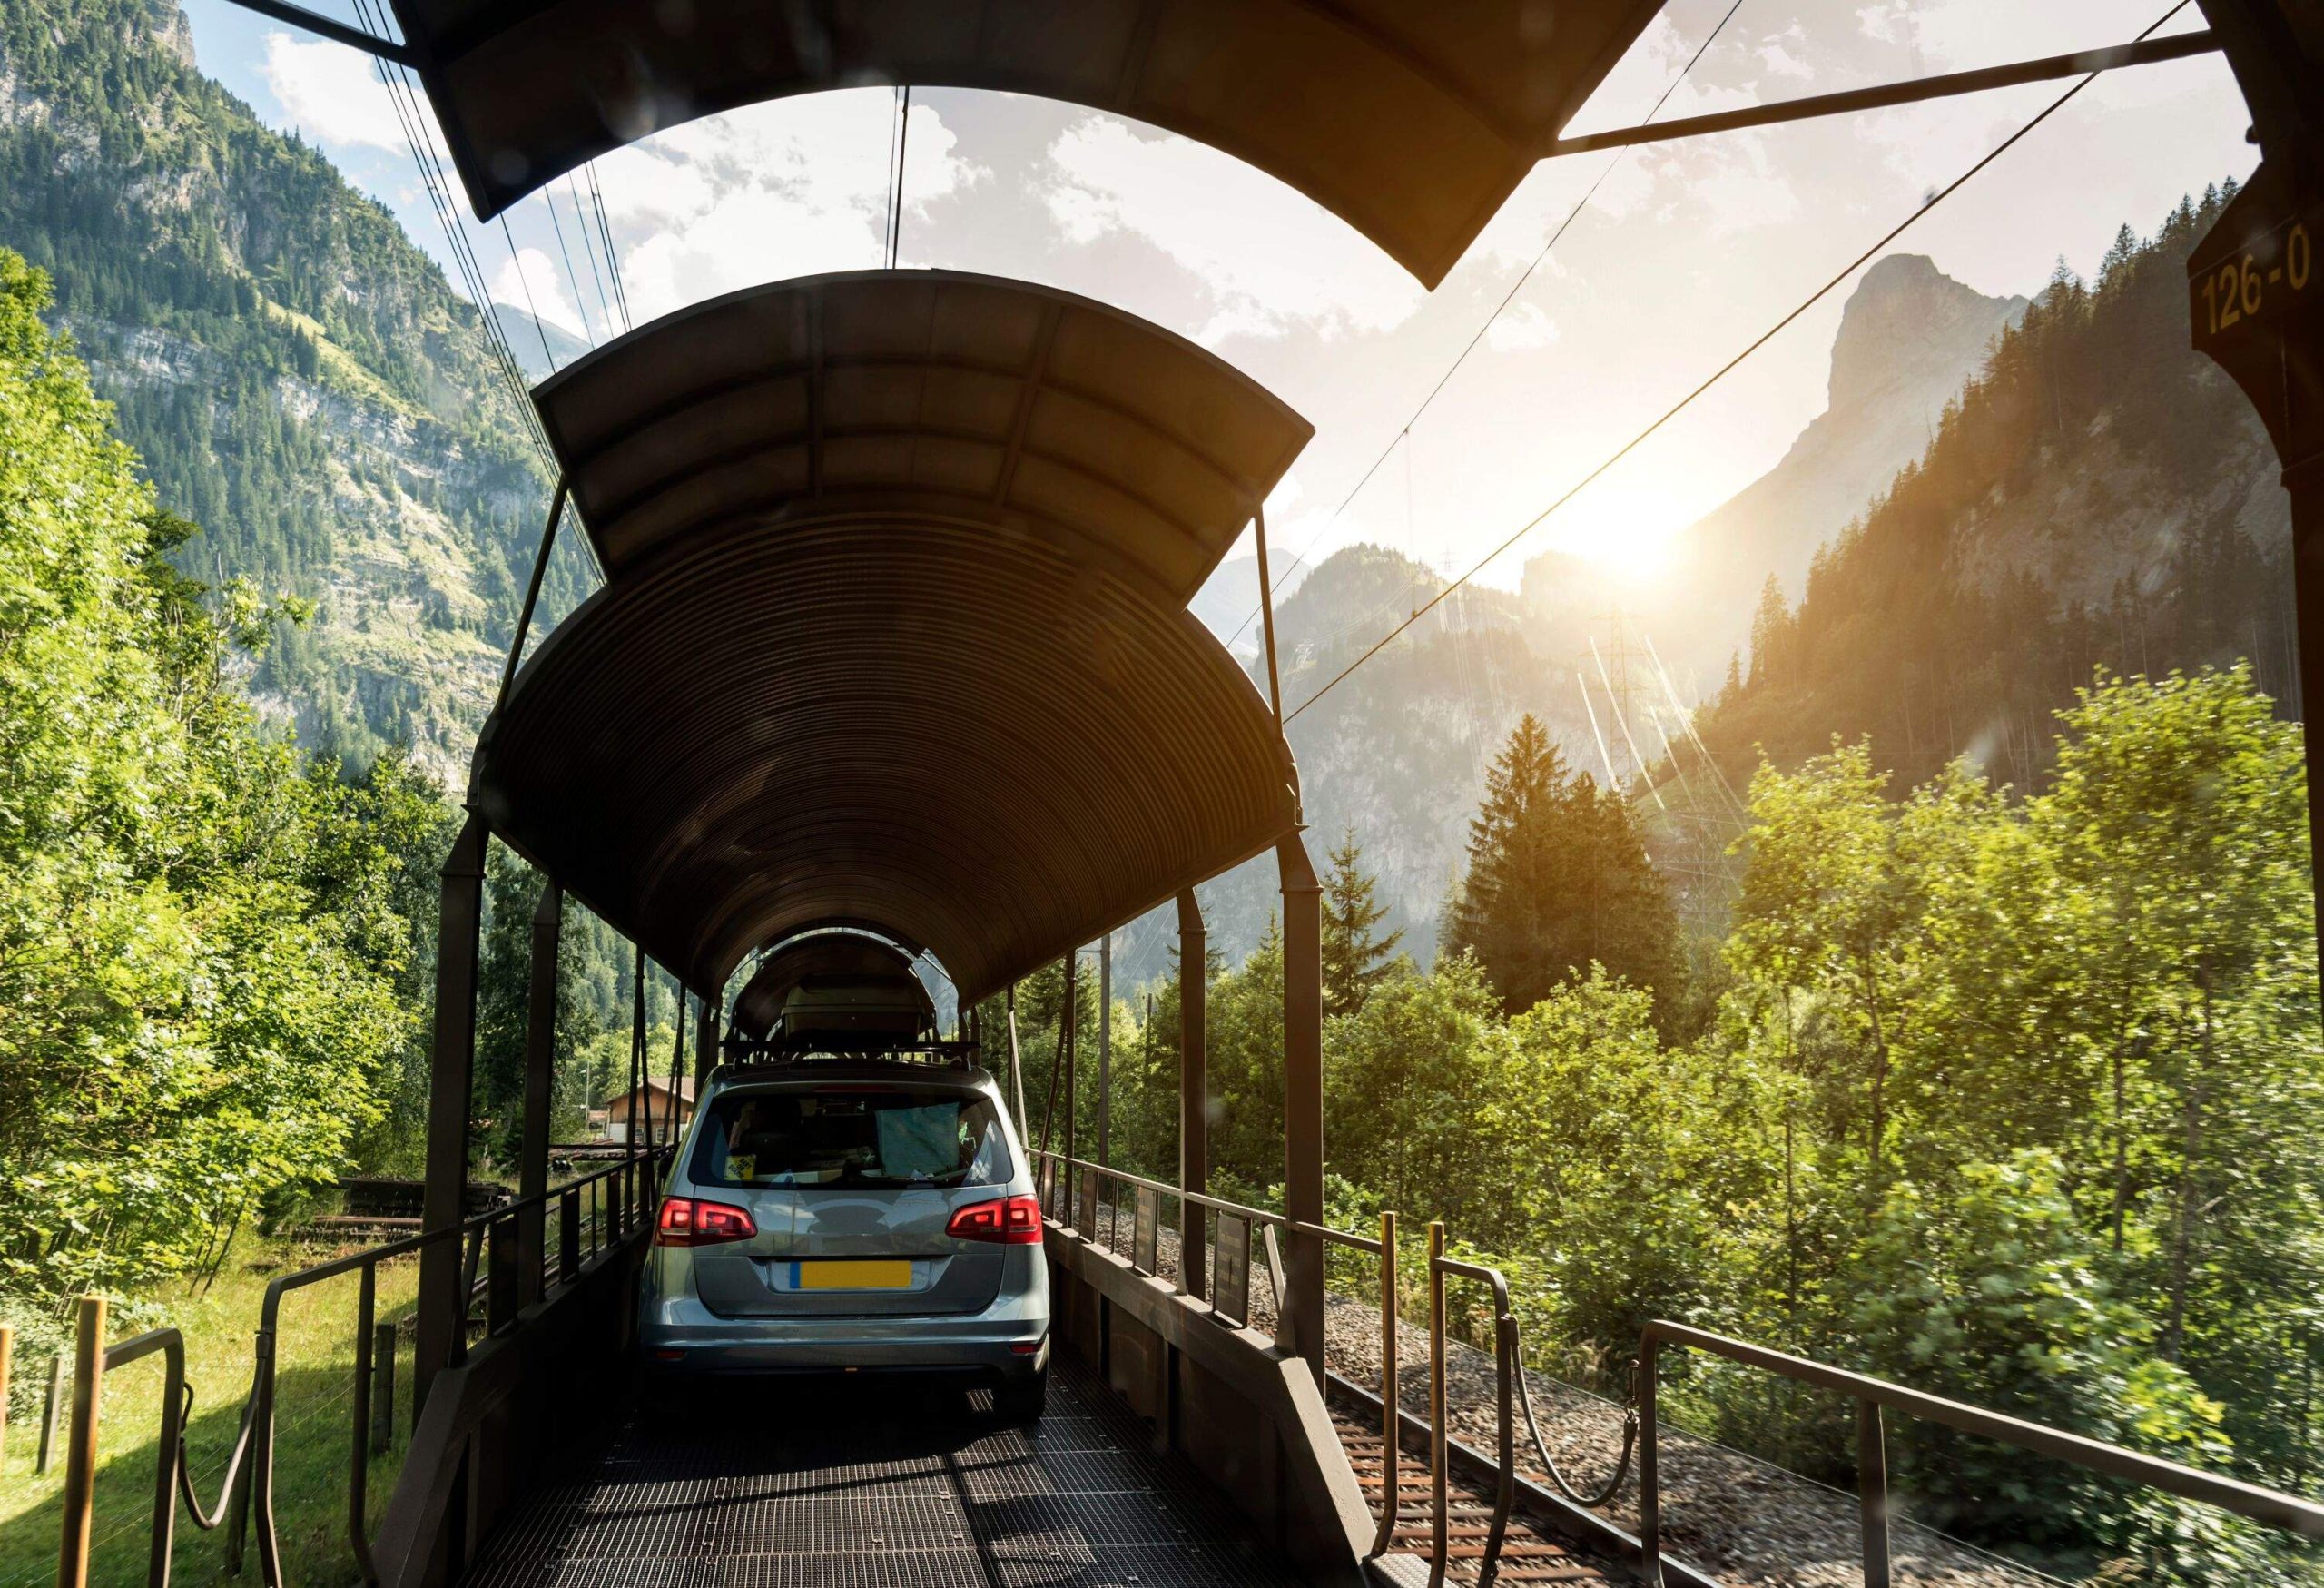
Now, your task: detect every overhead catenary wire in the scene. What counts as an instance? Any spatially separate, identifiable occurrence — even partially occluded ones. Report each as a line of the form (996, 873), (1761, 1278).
(586, 163), (635, 332)
(1284, 0), (2193, 728)
(1224, 0), (1751, 650)
(563, 174), (615, 340)
(497, 215), (561, 372)
(539, 184), (595, 348)
(349, 0), (554, 468)
(887, 87), (913, 271)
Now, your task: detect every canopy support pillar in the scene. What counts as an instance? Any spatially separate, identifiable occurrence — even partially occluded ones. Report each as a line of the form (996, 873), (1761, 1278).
(1177, 891), (1208, 1302)
(414, 814), (487, 1415)
(1097, 933), (1112, 1169)
(1275, 835), (1325, 1383)
(694, 998), (719, 1088)
(516, 882), (562, 1307)
(1006, 986), (1029, 1140)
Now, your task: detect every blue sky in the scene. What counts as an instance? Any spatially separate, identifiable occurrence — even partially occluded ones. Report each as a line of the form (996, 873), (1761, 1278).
(181, 0), (2258, 631)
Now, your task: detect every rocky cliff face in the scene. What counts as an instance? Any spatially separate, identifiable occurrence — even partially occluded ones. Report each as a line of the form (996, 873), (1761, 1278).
(0, 0), (566, 780)
(1642, 255), (2026, 691)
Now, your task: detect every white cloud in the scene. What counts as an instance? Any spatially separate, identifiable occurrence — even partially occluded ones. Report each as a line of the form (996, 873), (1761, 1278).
(1487, 301), (1561, 352)
(593, 93), (985, 322)
(259, 31), (407, 153)
(1039, 114), (1422, 344)
(491, 247), (586, 339)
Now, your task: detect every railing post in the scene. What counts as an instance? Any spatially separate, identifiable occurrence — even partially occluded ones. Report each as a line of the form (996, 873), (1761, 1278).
(57, 1295), (104, 1588)
(1177, 890), (1208, 1302)
(1639, 1335), (1662, 1586)
(487, 1218), (518, 1335)
(560, 1190), (581, 1282)
(369, 1324), (397, 1456)
(350, 1265), (378, 1583)
(1275, 836), (1326, 1385)
(1482, 1305), (1516, 1587)
(38, 1351), (62, 1475)
(149, 1337), (184, 1588)
(414, 813), (486, 1416)
(1427, 1222), (1447, 1588)
(1372, 1210), (1399, 1558)
(0, 1322), (12, 1473)
(251, 1323), (282, 1588)
(1859, 1398), (1892, 1588)
(517, 882), (562, 1308)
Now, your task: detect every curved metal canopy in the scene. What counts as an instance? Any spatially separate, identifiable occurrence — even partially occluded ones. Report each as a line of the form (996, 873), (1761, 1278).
(475, 270), (1306, 1005)
(728, 932), (937, 1043)
(385, 0), (1666, 287)
(537, 271), (1310, 598)
(474, 512), (1297, 1003)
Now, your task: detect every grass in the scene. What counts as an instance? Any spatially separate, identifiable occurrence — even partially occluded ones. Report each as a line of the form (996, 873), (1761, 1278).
(0, 1235), (421, 1588)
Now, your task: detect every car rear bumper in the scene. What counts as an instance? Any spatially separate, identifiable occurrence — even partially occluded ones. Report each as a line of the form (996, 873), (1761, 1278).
(638, 1330), (1049, 1382)
(637, 1249), (1049, 1378)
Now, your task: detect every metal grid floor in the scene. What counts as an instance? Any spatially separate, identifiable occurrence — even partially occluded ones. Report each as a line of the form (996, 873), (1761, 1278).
(463, 1354), (1308, 1588)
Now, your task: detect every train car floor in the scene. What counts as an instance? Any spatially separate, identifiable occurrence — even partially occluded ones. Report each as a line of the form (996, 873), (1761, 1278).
(461, 1351), (1310, 1588)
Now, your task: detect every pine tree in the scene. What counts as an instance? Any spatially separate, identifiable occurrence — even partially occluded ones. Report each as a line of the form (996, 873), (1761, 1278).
(1443, 714), (1679, 1016)
(1320, 826), (1405, 1018)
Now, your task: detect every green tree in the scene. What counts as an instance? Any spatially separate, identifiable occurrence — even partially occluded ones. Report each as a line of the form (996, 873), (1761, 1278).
(1321, 826), (1405, 1018)
(1444, 713), (1679, 1016)
(0, 250), (419, 1297)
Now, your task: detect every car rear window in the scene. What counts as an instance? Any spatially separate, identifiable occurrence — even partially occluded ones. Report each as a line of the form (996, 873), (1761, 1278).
(692, 1087), (1011, 1189)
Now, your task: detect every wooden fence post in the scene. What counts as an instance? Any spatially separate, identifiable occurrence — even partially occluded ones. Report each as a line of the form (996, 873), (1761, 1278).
(57, 1295), (105, 1588)
(0, 1323), (13, 1472)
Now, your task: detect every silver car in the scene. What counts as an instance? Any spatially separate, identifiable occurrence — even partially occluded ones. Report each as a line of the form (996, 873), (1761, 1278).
(637, 1059), (1051, 1420)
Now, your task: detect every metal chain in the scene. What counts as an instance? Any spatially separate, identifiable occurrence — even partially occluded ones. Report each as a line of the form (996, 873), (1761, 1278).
(1512, 1349), (1638, 1508)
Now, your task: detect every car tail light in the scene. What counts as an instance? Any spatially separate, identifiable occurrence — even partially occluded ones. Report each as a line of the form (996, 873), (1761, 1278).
(655, 1196), (756, 1247)
(946, 1194), (1043, 1246)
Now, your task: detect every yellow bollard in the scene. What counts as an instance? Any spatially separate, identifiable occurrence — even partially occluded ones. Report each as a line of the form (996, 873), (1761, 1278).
(57, 1296), (105, 1588)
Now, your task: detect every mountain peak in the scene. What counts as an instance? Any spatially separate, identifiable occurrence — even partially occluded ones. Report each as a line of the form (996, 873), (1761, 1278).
(1828, 254), (2027, 411)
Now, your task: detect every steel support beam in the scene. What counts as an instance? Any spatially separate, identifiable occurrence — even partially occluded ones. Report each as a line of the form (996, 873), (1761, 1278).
(694, 997), (719, 1088)
(1006, 985), (1029, 1136)
(1275, 836), (1325, 1383)
(1547, 31), (2220, 157)
(2187, 156), (2322, 996)
(1177, 891), (1208, 1302)
(217, 0), (414, 64)
(1097, 932), (1112, 1169)
(414, 814), (487, 1414)
(516, 882), (561, 1307)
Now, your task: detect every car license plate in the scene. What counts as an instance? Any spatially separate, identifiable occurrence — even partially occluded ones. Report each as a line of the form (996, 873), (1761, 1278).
(795, 1259), (912, 1290)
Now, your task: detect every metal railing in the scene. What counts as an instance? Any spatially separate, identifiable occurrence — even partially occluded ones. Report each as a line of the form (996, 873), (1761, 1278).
(1034, 1154), (2324, 1588)
(1036, 1152), (1525, 1585)
(1637, 1319), (2324, 1587)
(53, 1149), (673, 1588)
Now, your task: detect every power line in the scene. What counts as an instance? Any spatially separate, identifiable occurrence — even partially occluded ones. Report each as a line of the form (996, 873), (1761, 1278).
(1225, 0), (1751, 650)
(350, 0), (553, 467)
(540, 182), (594, 348)
(586, 163), (635, 332)
(498, 215), (560, 372)
(564, 173), (615, 340)
(888, 87), (913, 270)
(1283, 0), (2191, 727)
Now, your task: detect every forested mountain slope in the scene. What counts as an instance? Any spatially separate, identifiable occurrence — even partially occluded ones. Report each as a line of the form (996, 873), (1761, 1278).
(0, 0), (572, 775)
(1691, 182), (2295, 796)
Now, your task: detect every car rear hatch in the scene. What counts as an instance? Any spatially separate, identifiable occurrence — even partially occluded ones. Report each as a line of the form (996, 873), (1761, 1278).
(684, 1080), (1016, 1319)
